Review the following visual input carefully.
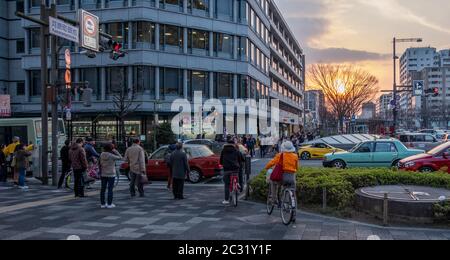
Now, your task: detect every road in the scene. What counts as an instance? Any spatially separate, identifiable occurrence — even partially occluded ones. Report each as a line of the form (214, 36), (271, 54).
(1, 178), (449, 240)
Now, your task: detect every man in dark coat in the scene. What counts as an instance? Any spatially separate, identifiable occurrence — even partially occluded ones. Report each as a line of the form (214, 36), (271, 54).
(220, 136), (243, 205)
(169, 143), (190, 200)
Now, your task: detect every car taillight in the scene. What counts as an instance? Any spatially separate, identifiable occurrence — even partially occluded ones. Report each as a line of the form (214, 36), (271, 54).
(218, 164), (223, 169)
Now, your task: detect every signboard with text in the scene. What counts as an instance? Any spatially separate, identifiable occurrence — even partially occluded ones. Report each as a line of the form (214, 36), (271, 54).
(413, 80), (424, 96)
(79, 9), (99, 52)
(49, 17), (79, 44)
(0, 95), (11, 117)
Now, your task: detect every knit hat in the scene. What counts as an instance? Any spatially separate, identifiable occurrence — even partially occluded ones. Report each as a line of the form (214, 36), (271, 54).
(281, 141), (296, 153)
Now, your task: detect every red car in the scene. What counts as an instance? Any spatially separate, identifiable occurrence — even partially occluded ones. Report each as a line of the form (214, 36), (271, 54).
(147, 144), (223, 183)
(400, 142), (450, 173)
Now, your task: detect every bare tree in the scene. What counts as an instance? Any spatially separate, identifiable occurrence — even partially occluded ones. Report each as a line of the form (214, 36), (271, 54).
(112, 88), (141, 145)
(308, 64), (379, 133)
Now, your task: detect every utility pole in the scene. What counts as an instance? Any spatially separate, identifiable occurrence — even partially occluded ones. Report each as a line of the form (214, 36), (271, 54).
(40, 0), (49, 185)
(50, 2), (59, 186)
(392, 38), (398, 134)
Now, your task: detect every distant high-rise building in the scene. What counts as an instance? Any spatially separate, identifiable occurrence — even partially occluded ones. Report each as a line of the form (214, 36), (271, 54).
(377, 93), (392, 120)
(360, 102), (376, 120)
(304, 90), (325, 130)
(399, 47), (450, 129)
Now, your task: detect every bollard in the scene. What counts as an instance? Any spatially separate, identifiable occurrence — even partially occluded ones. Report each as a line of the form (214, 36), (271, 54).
(244, 155), (251, 200)
(322, 187), (327, 210)
(383, 193), (389, 226)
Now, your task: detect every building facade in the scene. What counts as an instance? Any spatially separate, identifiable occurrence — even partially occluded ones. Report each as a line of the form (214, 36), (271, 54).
(399, 47), (450, 129)
(304, 90), (324, 131)
(1, 0), (305, 145)
(376, 93), (392, 121)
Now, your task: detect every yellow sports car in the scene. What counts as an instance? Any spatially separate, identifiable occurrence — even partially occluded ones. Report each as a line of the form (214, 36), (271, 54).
(298, 143), (345, 160)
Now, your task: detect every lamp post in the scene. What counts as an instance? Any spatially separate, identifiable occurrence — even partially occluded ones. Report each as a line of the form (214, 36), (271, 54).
(153, 99), (161, 152)
(392, 37), (422, 134)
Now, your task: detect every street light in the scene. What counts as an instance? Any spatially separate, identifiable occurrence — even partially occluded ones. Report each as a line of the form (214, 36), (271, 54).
(392, 37), (423, 134)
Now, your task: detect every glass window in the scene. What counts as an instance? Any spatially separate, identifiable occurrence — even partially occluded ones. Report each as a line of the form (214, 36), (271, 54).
(30, 28), (40, 49)
(238, 75), (248, 99)
(151, 148), (168, 160)
(16, 82), (25, 96)
(30, 70), (41, 96)
(80, 68), (100, 96)
(215, 73), (232, 99)
(16, 0), (24, 12)
(160, 0), (183, 11)
(215, 0), (233, 20)
(238, 37), (247, 61)
(189, 0), (209, 14)
(188, 70), (209, 98)
(160, 24), (183, 52)
(16, 39), (25, 54)
(132, 22), (155, 49)
(160, 68), (183, 98)
(133, 66), (155, 95)
(56, 0), (71, 5)
(188, 29), (209, 55)
(106, 67), (128, 95)
(31, 0), (40, 7)
(214, 33), (233, 59)
(355, 142), (373, 153)
(375, 143), (397, 153)
(238, 0), (247, 23)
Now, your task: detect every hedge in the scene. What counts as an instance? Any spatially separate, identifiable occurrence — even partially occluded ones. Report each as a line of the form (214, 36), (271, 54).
(250, 168), (450, 210)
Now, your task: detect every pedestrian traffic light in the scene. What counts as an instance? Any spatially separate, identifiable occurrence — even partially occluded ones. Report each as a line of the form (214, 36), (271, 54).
(110, 41), (126, 61)
(433, 87), (439, 97)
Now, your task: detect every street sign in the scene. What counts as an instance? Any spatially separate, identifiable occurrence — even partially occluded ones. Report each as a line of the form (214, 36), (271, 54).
(413, 80), (424, 96)
(49, 17), (79, 44)
(0, 95), (11, 117)
(79, 9), (99, 52)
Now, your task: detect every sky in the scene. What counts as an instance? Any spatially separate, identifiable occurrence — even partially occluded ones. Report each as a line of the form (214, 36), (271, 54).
(274, 0), (450, 93)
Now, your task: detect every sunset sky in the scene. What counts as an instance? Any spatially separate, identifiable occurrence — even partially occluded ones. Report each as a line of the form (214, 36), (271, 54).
(274, 0), (450, 93)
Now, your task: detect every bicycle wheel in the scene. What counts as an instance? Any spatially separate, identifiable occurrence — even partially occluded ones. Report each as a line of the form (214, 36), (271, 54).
(266, 184), (275, 215)
(114, 172), (120, 187)
(280, 189), (295, 225)
(232, 188), (238, 207)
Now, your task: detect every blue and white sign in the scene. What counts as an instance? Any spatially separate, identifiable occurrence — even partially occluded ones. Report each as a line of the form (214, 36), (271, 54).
(413, 80), (424, 96)
(49, 17), (79, 44)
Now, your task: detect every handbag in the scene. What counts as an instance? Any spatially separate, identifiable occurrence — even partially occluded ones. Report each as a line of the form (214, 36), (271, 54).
(11, 157), (17, 168)
(140, 174), (149, 185)
(270, 153), (284, 182)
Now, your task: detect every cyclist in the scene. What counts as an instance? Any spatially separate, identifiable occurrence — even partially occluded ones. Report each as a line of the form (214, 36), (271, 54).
(84, 137), (100, 183)
(264, 141), (299, 206)
(220, 136), (243, 205)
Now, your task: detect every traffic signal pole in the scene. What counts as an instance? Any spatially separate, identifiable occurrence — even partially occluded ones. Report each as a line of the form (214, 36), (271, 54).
(40, 1), (49, 185)
(50, 2), (59, 186)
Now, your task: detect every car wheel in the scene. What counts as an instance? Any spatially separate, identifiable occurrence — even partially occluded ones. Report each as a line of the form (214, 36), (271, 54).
(332, 160), (346, 169)
(301, 152), (311, 160)
(188, 169), (202, 183)
(419, 167), (434, 173)
(392, 160), (401, 169)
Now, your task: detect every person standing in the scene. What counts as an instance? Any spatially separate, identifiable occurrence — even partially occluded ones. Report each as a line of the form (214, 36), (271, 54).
(99, 143), (122, 209)
(169, 143), (190, 200)
(220, 136), (243, 205)
(58, 140), (71, 189)
(13, 144), (32, 190)
(164, 144), (176, 191)
(0, 145), (7, 182)
(124, 138), (146, 198)
(84, 137), (100, 163)
(69, 138), (88, 198)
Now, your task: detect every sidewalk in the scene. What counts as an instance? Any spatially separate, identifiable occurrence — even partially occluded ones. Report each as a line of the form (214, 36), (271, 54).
(0, 180), (449, 240)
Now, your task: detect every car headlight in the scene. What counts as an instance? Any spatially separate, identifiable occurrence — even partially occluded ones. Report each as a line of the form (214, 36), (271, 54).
(403, 161), (416, 168)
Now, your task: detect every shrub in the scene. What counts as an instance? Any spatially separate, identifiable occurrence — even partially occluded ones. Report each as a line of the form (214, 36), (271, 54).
(250, 167), (450, 210)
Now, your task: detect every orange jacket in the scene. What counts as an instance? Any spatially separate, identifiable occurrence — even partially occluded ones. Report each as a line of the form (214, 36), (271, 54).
(265, 152), (299, 174)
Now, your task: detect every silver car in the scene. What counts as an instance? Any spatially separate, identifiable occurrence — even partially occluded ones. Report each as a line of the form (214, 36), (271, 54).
(398, 133), (442, 151)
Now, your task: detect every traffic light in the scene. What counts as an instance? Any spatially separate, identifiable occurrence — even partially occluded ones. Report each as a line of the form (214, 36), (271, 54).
(433, 87), (439, 97)
(99, 37), (126, 60)
(110, 41), (126, 60)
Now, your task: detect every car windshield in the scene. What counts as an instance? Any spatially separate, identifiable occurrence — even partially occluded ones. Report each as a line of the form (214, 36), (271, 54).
(427, 143), (450, 155)
(349, 143), (361, 153)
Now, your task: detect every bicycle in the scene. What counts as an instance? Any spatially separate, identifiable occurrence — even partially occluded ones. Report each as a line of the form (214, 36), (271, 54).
(229, 172), (240, 208)
(266, 181), (297, 225)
